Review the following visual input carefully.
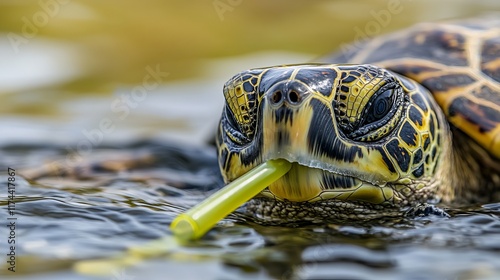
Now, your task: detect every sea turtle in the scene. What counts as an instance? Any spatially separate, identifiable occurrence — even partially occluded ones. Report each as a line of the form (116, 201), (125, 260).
(216, 17), (500, 222)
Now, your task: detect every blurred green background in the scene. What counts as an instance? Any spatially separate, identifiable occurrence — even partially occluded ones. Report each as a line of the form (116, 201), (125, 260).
(0, 0), (499, 145)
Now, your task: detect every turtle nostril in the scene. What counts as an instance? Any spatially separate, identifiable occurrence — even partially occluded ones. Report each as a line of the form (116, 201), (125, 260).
(271, 91), (282, 104)
(288, 91), (300, 104)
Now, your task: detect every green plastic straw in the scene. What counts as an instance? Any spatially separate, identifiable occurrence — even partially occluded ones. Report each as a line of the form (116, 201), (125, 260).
(74, 159), (291, 276)
(170, 159), (291, 240)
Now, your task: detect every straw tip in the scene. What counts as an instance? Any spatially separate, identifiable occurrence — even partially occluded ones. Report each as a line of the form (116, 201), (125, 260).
(170, 213), (198, 240)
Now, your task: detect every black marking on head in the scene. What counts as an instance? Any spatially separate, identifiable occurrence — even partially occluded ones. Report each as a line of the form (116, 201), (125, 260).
(399, 121), (418, 146)
(409, 106), (423, 126)
(241, 74), (253, 81)
(425, 154), (431, 165)
(411, 93), (428, 113)
(243, 81), (254, 92)
(431, 146), (437, 161)
(239, 142), (261, 167)
(422, 74), (476, 92)
(277, 130), (290, 147)
(423, 137), (431, 151)
(429, 114), (436, 139)
(412, 164), (425, 178)
(376, 147), (396, 173)
(448, 96), (500, 133)
(481, 37), (500, 83)
(295, 69), (337, 97)
(399, 76), (416, 91)
(343, 74), (357, 83)
(386, 139), (411, 173)
(321, 173), (357, 190)
(250, 77), (258, 86)
(349, 70), (362, 77)
(221, 150), (232, 172)
(413, 148), (423, 165)
(274, 107), (294, 126)
(307, 99), (363, 162)
(239, 143), (261, 167)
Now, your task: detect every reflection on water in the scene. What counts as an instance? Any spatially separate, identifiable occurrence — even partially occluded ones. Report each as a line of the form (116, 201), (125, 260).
(1, 0), (500, 279)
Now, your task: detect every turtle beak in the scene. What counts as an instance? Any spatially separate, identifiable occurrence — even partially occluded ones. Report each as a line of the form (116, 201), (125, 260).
(260, 79), (315, 158)
(259, 80), (320, 168)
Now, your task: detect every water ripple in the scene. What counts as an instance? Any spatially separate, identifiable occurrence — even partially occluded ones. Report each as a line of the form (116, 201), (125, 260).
(1, 144), (499, 279)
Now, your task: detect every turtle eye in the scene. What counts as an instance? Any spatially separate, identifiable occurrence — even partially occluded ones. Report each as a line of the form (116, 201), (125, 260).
(364, 89), (395, 124)
(350, 85), (404, 142)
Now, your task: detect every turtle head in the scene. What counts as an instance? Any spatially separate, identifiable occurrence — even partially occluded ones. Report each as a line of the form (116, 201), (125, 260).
(217, 64), (450, 216)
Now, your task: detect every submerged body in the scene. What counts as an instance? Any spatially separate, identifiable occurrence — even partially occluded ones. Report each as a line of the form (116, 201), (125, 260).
(217, 17), (500, 222)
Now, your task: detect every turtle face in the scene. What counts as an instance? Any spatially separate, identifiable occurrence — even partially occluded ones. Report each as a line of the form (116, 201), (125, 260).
(217, 64), (450, 210)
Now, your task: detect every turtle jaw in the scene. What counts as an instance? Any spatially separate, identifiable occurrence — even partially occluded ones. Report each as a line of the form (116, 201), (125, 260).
(257, 158), (396, 205)
(248, 159), (440, 224)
